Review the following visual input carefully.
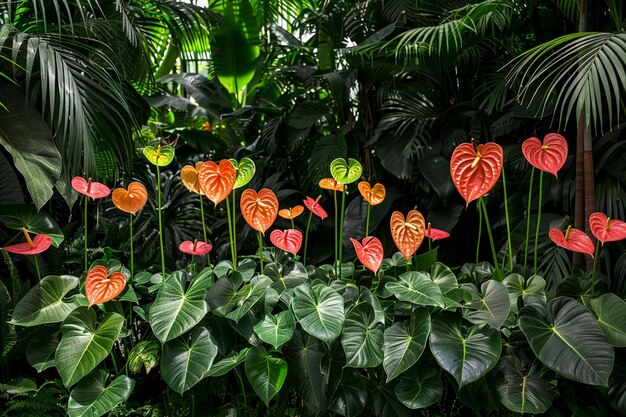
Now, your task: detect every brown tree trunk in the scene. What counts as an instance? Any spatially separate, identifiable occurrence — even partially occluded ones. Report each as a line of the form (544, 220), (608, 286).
(573, 116), (585, 268)
(583, 130), (596, 270)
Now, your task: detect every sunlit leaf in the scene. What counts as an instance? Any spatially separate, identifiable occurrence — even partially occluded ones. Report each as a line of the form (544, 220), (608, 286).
(330, 158), (362, 185)
(230, 157), (256, 189)
(143, 145), (174, 166)
(68, 370), (134, 417)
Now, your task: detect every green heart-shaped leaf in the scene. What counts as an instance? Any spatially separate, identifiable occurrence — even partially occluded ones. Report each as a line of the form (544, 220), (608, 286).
(383, 308), (431, 382)
(291, 283), (345, 344)
(68, 370), (134, 417)
(590, 294), (626, 347)
(230, 157), (256, 189)
(0, 204), (64, 246)
(395, 363), (443, 409)
(143, 145), (175, 166)
(245, 345), (288, 406)
(330, 158), (362, 185)
(341, 303), (384, 368)
(497, 355), (556, 414)
(254, 310), (296, 350)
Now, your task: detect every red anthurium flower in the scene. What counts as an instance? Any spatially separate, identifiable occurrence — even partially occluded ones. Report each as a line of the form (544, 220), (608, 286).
(241, 189), (279, 235)
(424, 223), (450, 241)
(351, 236), (383, 274)
(270, 229), (303, 255)
(3, 228), (52, 255)
(71, 177), (111, 199)
(522, 133), (568, 177)
(279, 206), (304, 220)
(589, 212), (626, 245)
(450, 142), (503, 206)
(198, 159), (236, 206)
(85, 265), (126, 306)
(549, 226), (595, 257)
(179, 239), (213, 256)
(319, 178), (344, 192)
(304, 196), (328, 220)
(390, 210), (426, 260)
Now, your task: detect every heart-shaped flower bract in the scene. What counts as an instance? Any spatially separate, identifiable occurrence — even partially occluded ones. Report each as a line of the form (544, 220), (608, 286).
(198, 159), (236, 206)
(522, 133), (568, 177)
(358, 181), (386, 206)
(589, 212), (626, 245)
(330, 158), (362, 184)
(71, 177), (111, 199)
(112, 182), (148, 215)
(270, 229), (303, 255)
(549, 226), (595, 257)
(279, 206), (304, 220)
(450, 142), (503, 206)
(241, 188), (279, 235)
(179, 240), (213, 256)
(390, 210), (425, 260)
(319, 178), (343, 191)
(3, 228), (52, 255)
(181, 162), (205, 195)
(303, 196), (328, 219)
(230, 158), (256, 189)
(143, 145), (175, 166)
(85, 265), (126, 306)
(425, 223), (450, 241)
(351, 236), (383, 274)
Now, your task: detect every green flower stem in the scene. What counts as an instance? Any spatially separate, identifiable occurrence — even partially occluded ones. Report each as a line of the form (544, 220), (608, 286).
(476, 202), (483, 264)
(338, 185), (347, 279)
(234, 368), (249, 417)
(110, 350), (120, 376)
(365, 204), (372, 237)
(428, 238), (432, 252)
(33, 255), (41, 282)
(333, 190), (338, 271)
(225, 198), (237, 271)
(83, 195), (88, 275)
(129, 214), (134, 278)
(501, 167), (514, 271)
(257, 231), (264, 275)
(524, 167), (536, 274)
(290, 218), (295, 229)
(533, 171), (544, 275)
(591, 240), (600, 297)
(156, 166), (166, 277)
(231, 192), (238, 267)
(303, 211), (313, 267)
(199, 194), (209, 265)
(480, 198), (499, 271)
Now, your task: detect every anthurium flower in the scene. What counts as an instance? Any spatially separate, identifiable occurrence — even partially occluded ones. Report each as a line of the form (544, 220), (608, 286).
(390, 210), (425, 260)
(181, 162), (205, 195)
(350, 236), (383, 274)
(202, 121), (212, 133)
(71, 177), (111, 199)
(198, 159), (236, 205)
(450, 142), (503, 206)
(3, 228), (52, 255)
(112, 182), (148, 215)
(319, 178), (343, 191)
(279, 206), (304, 220)
(304, 196), (328, 220)
(270, 229), (303, 255)
(85, 265), (126, 306)
(522, 133), (568, 177)
(589, 212), (626, 245)
(240, 189), (279, 235)
(424, 223), (450, 241)
(549, 226), (595, 257)
(358, 181), (386, 206)
(179, 240), (213, 256)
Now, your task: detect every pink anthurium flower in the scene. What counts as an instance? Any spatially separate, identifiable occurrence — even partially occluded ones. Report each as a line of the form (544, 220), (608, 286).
(522, 133), (568, 177)
(303, 196), (328, 220)
(71, 177), (111, 199)
(3, 227), (52, 255)
(549, 226), (595, 257)
(179, 240), (213, 256)
(589, 212), (626, 246)
(270, 229), (303, 255)
(424, 223), (450, 241)
(350, 236), (383, 274)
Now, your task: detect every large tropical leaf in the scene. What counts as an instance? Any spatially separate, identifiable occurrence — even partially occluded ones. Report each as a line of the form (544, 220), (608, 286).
(284, 330), (327, 413)
(67, 370), (134, 417)
(56, 307), (124, 387)
(245, 345), (288, 406)
(204, 348), (249, 378)
(519, 297), (614, 386)
(497, 355), (556, 414)
(385, 271), (445, 308)
(149, 271), (211, 342)
(254, 310), (296, 350)
(394, 363), (443, 409)
(383, 309), (431, 382)
(0, 280), (15, 362)
(291, 283), (345, 344)
(341, 303), (384, 368)
(589, 293), (626, 347)
(463, 280), (510, 329)
(162, 327), (218, 393)
(328, 370), (368, 417)
(0, 204), (64, 247)
(26, 329), (59, 372)
(225, 276), (272, 323)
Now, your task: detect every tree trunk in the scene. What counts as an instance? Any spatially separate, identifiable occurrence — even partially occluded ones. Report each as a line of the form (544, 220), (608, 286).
(573, 116), (585, 268)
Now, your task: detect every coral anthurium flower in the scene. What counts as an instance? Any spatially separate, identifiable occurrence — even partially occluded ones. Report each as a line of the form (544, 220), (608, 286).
(424, 223), (450, 241)
(71, 177), (111, 199)
(240, 189), (279, 235)
(304, 196), (328, 220)
(179, 239), (213, 256)
(390, 210), (426, 260)
(450, 142), (503, 206)
(181, 162), (205, 195)
(358, 181), (386, 206)
(319, 178), (343, 191)
(3, 228), (52, 255)
(85, 265), (126, 306)
(279, 206), (304, 220)
(522, 133), (568, 177)
(549, 226), (595, 257)
(112, 182), (148, 215)
(350, 236), (383, 274)
(270, 229), (303, 255)
(198, 159), (236, 206)
(589, 212), (626, 245)
(202, 121), (212, 133)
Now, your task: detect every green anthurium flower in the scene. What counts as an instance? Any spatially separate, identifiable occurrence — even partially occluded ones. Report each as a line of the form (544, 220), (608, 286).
(143, 145), (175, 166)
(230, 157), (256, 189)
(330, 158), (362, 185)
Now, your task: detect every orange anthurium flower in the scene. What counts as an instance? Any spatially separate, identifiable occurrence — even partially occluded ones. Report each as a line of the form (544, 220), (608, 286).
(179, 239), (212, 256)
(198, 160), (236, 206)
(4, 228), (52, 255)
(589, 212), (626, 246)
(390, 210), (425, 260)
(181, 162), (205, 195)
(549, 226), (594, 257)
(304, 196), (328, 220)
(71, 177), (111, 199)
(240, 189), (279, 235)
(319, 178), (343, 191)
(450, 142), (503, 206)
(358, 181), (386, 206)
(279, 205), (305, 220)
(424, 223), (450, 241)
(270, 229), (303, 255)
(85, 265), (126, 306)
(112, 182), (148, 215)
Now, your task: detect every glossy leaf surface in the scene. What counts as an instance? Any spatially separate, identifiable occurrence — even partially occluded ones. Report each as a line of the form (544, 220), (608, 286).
(383, 309), (431, 382)
(85, 265), (126, 306)
(589, 212), (626, 245)
(386, 271), (445, 308)
(198, 159), (236, 205)
(181, 162), (204, 194)
(240, 188), (279, 234)
(522, 133), (568, 177)
(357, 181), (386, 206)
(112, 182), (147, 215)
(463, 280), (510, 329)
(245, 345), (287, 406)
(395, 364), (443, 409)
(143, 145), (174, 166)
(284, 330), (327, 412)
(330, 158), (362, 184)
(278, 205), (304, 220)
(254, 311), (296, 350)
(270, 229), (302, 255)
(0, 204), (64, 246)
(70, 177), (110, 199)
(497, 356), (556, 414)
(450, 142), (503, 206)
(341, 303), (384, 368)
(231, 157), (256, 189)
(589, 294), (626, 347)
(390, 210), (425, 260)
(549, 227), (595, 257)
(350, 236), (383, 274)
(319, 178), (343, 191)
(68, 370), (134, 417)
(291, 283), (345, 344)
